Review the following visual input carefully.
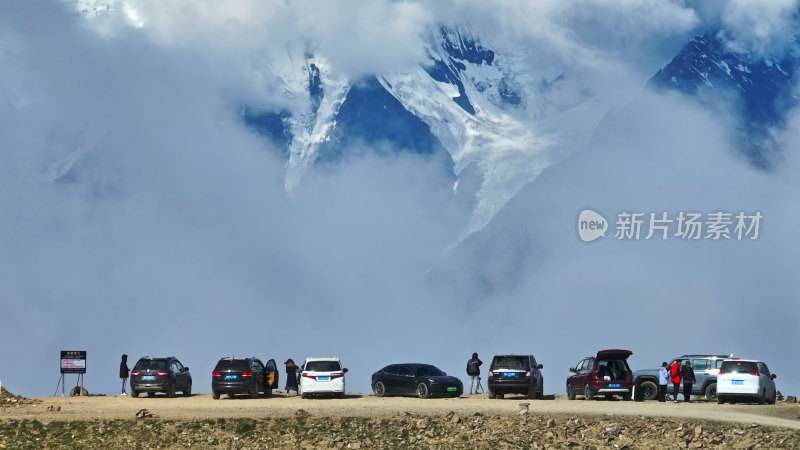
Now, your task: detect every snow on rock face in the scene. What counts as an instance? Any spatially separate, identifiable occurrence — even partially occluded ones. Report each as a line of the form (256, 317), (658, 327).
(649, 33), (800, 168)
(270, 25), (604, 237)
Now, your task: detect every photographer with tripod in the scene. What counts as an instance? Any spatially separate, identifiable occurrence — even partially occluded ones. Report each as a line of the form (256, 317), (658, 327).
(466, 353), (483, 395)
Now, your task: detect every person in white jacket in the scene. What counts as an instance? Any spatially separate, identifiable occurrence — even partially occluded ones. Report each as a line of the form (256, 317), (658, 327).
(658, 362), (670, 402)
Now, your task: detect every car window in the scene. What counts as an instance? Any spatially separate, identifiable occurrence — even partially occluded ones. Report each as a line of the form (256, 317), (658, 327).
(134, 360), (168, 371)
(397, 366), (413, 377)
(759, 363), (771, 377)
(576, 359), (587, 372)
(216, 360), (249, 371)
(175, 360), (185, 371)
(714, 359), (724, 369)
(252, 361), (263, 372)
(720, 360), (758, 374)
(492, 356), (528, 370)
(305, 361), (342, 372)
(415, 365), (445, 377)
(383, 365), (398, 375)
(692, 359), (710, 371)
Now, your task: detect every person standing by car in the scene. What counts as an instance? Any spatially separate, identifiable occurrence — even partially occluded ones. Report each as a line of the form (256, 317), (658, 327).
(119, 354), (130, 396)
(657, 362), (669, 402)
(670, 359), (682, 403)
(680, 360), (696, 403)
(466, 353), (483, 395)
(284, 359), (300, 396)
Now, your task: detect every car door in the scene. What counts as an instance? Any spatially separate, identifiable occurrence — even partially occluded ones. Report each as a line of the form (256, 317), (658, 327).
(379, 365), (401, 393)
(692, 358), (711, 393)
(759, 363), (776, 398)
(252, 360), (265, 391)
(396, 366), (417, 394)
(265, 359), (279, 389)
(569, 359), (586, 392)
(169, 361), (181, 388)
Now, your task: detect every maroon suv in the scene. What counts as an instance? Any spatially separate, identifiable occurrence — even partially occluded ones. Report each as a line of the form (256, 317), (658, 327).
(566, 349), (633, 400)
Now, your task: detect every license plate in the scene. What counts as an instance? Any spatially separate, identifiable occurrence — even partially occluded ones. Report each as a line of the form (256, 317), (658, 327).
(503, 372), (516, 377)
(316, 376), (330, 381)
(142, 376), (155, 381)
(732, 380), (744, 385)
(225, 375), (237, 380)
(609, 384), (620, 388)
(447, 387), (457, 392)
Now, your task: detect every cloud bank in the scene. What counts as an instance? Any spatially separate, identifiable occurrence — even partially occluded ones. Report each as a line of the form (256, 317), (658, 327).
(0, 0), (798, 398)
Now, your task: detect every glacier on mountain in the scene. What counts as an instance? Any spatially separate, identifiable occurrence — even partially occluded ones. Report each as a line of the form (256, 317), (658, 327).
(244, 26), (606, 238)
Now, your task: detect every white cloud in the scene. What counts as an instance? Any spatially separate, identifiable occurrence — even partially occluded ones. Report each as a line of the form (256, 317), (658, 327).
(718, 0), (800, 55)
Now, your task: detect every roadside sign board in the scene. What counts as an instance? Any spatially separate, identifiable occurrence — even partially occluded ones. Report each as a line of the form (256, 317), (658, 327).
(60, 350), (87, 374)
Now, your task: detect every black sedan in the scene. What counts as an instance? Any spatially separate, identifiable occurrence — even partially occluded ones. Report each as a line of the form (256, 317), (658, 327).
(372, 363), (462, 398)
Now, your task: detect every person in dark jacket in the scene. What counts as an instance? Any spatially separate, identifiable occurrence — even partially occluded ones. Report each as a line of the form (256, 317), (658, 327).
(284, 359), (300, 396)
(680, 360), (696, 403)
(119, 354), (130, 396)
(670, 359), (682, 403)
(466, 353), (483, 395)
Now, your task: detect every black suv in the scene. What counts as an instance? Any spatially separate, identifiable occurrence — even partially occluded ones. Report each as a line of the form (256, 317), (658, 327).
(130, 356), (192, 398)
(212, 357), (279, 399)
(487, 354), (544, 399)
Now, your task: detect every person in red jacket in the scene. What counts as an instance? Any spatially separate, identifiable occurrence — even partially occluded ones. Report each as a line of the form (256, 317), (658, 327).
(670, 359), (682, 403)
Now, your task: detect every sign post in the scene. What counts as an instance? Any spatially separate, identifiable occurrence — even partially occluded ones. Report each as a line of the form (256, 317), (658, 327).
(53, 351), (87, 396)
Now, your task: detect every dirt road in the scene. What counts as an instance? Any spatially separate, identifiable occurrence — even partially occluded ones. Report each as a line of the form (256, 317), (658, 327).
(3, 392), (799, 429)
(3, 392), (800, 448)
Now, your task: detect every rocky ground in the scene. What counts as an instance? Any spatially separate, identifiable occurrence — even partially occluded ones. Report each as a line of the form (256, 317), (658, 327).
(1, 387), (799, 448)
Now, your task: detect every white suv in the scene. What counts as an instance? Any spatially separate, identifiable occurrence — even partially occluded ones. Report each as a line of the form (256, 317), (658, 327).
(717, 359), (777, 404)
(299, 357), (348, 398)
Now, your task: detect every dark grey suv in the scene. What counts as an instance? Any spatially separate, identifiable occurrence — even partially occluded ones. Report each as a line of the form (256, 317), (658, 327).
(211, 357), (279, 399)
(487, 354), (544, 399)
(633, 354), (732, 401)
(130, 356), (192, 398)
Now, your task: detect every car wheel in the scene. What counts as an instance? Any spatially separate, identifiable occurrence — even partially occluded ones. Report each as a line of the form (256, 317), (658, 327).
(497, 392), (505, 399)
(704, 383), (717, 400)
(416, 383), (430, 399)
(488, 388), (496, 399)
(373, 381), (386, 397)
(567, 383), (576, 400)
(226, 393), (235, 399)
(265, 388), (273, 397)
(251, 384), (259, 399)
(622, 392), (632, 401)
(639, 381), (658, 401)
(758, 389), (766, 405)
(301, 392), (308, 399)
(717, 395), (726, 404)
(166, 383), (176, 398)
(528, 385), (537, 400)
(537, 378), (544, 399)
(212, 391), (220, 400)
(768, 391), (776, 405)
(584, 384), (594, 400)
(184, 381), (192, 397)
(147, 392), (155, 398)
(131, 390), (138, 398)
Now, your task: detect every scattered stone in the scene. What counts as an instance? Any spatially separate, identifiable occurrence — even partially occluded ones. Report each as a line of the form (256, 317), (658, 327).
(786, 396), (797, 403)
(450, 414), (461, 424)
(135, 409), (157, 419)
(295, 409), (310, 418)
(546, 419), (556, 428)
(776, 391), (784, 401)
(46, 405), (62, 412)
(519, 403), (530, 415)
